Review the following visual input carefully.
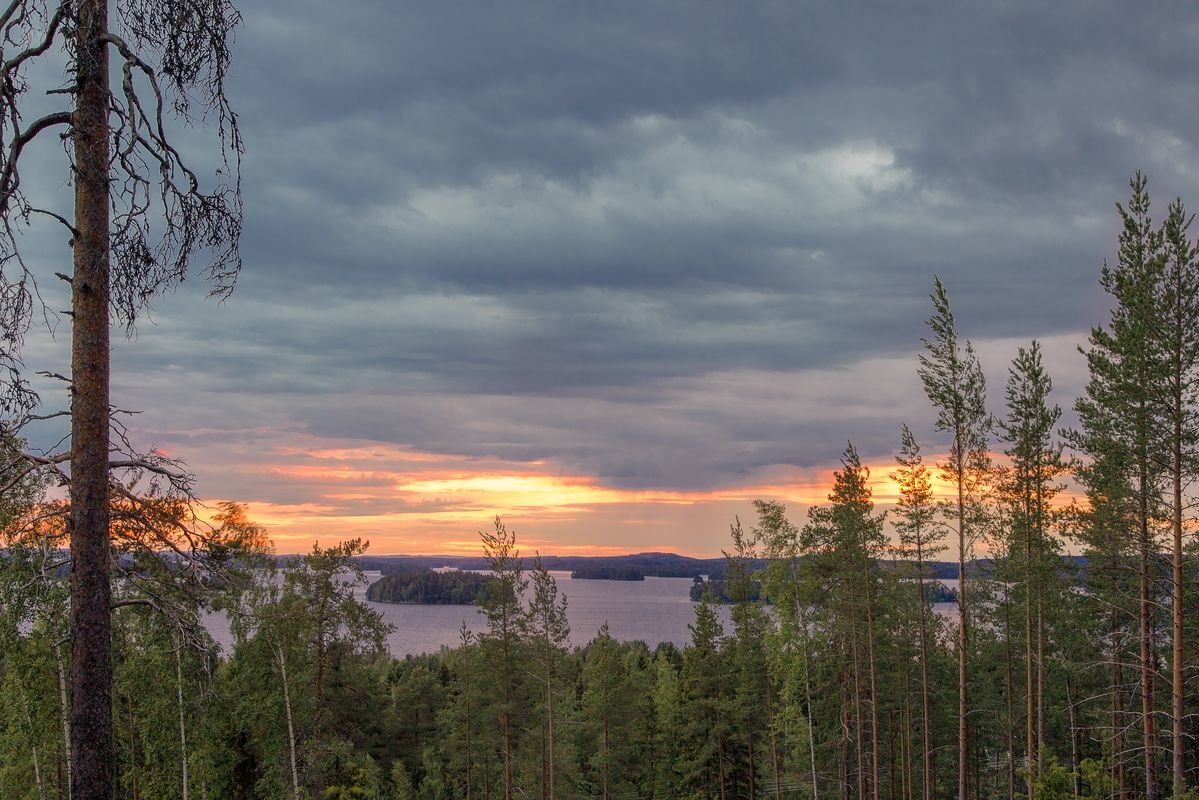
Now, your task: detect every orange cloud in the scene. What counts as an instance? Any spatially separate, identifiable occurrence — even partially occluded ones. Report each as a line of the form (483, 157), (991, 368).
(188, 431), (1084, 559)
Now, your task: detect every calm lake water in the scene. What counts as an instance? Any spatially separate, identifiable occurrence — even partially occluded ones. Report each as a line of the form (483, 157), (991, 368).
(206, 571), (959, 658)
(207, 571), (730, 658)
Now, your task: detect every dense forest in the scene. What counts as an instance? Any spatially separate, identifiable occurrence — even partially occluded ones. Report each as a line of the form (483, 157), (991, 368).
(2, 174), (1199, 800)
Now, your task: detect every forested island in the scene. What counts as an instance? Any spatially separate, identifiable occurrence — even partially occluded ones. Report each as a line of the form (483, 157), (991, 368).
(366, 564), (490, 604)
(689, 575), (762, 602)
(569, 564), (644, 580)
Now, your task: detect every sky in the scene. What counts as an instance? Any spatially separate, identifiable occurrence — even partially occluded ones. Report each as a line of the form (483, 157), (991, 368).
(14, 1), (1199, 556)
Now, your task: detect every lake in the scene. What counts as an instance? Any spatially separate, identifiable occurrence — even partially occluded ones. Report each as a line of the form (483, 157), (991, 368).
(206, 571), (728, 657)
(205, 571), (959, 658)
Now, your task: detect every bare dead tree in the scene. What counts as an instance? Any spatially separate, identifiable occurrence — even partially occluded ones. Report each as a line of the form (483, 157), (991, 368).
(0, 0), (242, 797)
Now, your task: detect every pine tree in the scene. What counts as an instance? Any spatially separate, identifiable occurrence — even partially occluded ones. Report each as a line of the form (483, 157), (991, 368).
(580, 625), (648, 800)
(681, 597), (730, 800)
(724, 518), (775, 800)
(804, 443), (889, 800)
(754, 499), (821, 800)
(478, 517), (528, 800)
(1152, 197), (1199, 800)
(918, 276), (990, 800)
(527, 555), (569, 800)
(996, 341), (1068, 794)
(1071, 173), (1167, 800)
(891, 425), (946, 800)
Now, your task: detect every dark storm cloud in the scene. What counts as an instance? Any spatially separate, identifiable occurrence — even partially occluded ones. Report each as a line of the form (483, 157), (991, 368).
(59, 0), (1199, 494)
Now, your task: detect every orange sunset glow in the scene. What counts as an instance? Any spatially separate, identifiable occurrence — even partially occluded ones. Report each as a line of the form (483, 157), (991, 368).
(191, 431), (1055, 557)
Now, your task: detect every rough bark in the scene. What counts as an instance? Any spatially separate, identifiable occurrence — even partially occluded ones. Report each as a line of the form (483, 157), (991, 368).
(69, 0), (114, 797)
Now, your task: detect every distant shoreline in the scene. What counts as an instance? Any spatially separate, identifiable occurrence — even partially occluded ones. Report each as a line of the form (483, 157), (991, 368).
(324, 553), (1086, 581)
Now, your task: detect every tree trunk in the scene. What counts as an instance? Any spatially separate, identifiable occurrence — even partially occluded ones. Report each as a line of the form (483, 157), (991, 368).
(17, 675), (48, 800)
(1034, 476), (1047, 778)
(1172, 420), (1184, 800)
(69, 1), (114, 798)
(957, 476), (969, 800)
(852, 618), (867, 800)
(1066, 673), (1082, 797)
(1036, 596), (1045, 775)
(904, 701), (915, 800)
(864, 567), (881, 800)
(32, 743), (46, 800)
(546, 648), (555, 800)
(1005, 595), (1016, 800)
(502, 630), (514, 800)
(1110, 573), (1126, 800)
(276, 646), (301, 800)
(892, 710), (901, 800)
(917, 569), (932, 800)
(602, 717), (610, 800)
(748, 729), (757, 800)
(127, 693), (138, 800)
(1025, 527), (1036, 800)
(841, 686), (851, 800)
(176, 644), (189, 800)
(795, 590), (820, 800)
(1140, 509), (1157, 800)
(466, 697), (474, 800)
(503, 712), (514, 800)
(766, 677), (782, 800)
(718, 732), (728, 800)
(55, 642), (72, 800)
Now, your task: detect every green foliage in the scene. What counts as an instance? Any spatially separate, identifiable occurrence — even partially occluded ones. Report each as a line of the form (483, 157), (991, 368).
(1021, 755), (1075, 800)
(0, 428), (48, 531)
(389, 758), (415, 800)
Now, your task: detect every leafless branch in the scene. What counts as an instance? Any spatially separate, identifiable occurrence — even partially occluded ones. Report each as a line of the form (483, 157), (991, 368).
(0, 1), (66, 81)
(0, 110), (70, 211)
